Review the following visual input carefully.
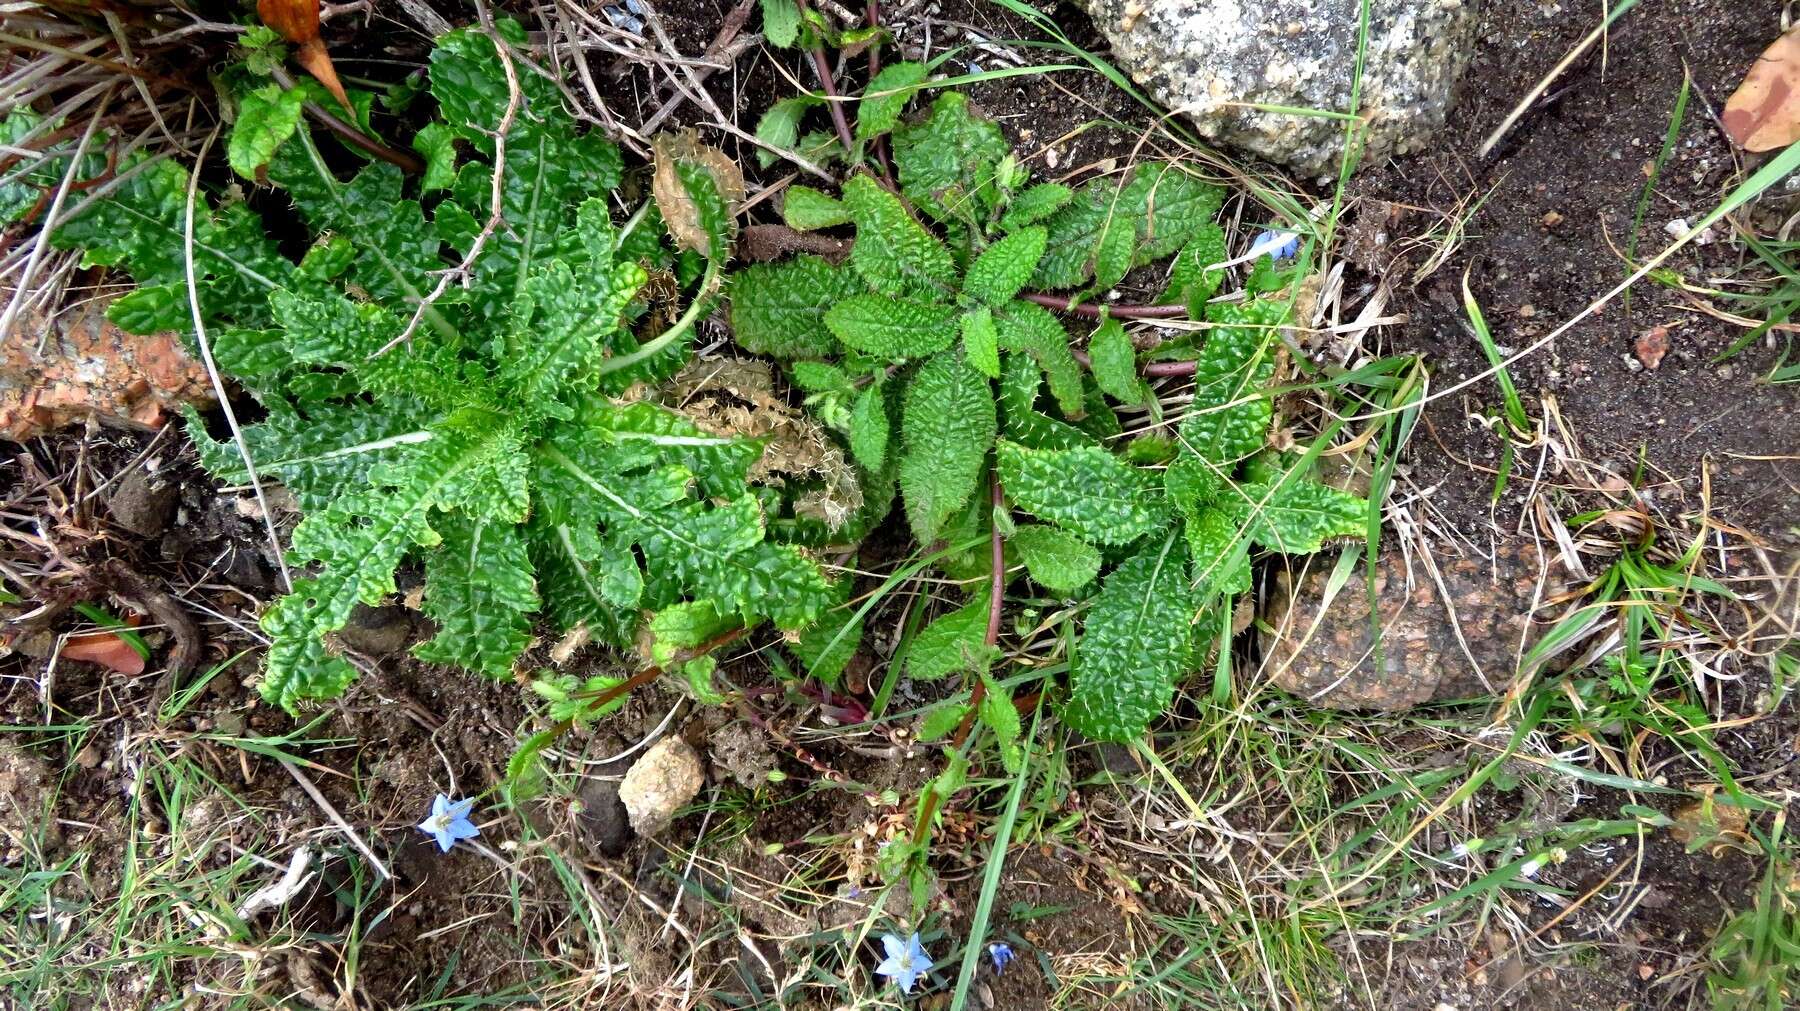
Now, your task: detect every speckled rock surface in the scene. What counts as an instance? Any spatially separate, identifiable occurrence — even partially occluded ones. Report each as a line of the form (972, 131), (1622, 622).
(1079, 0), (1478, 177)
(1260, 538), (1553, 709)
(618, 736), (705, 836)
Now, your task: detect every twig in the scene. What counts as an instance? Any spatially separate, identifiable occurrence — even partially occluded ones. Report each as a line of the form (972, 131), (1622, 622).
(180, 127), (293, 593)
(1, 89), (108, 350)
(638, 0), (759, 135)
(269, 66), (424, 173)
(372, 10), (521, 357)
(1019, 291), (1188, 320)
(278, 755), (393, 881)
(793, 0), (856, 153)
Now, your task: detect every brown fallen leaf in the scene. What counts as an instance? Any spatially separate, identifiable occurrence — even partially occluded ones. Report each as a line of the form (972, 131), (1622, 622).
(1724, 27), (1800, 151)
(258, 0), (352, 113)
(1635, 325), (1670, 370)
(63, 631), (147, 675)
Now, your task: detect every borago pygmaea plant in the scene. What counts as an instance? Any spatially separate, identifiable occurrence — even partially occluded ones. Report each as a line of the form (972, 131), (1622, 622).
(14, 21), (836, 710)
(731, 74), (1371, 749)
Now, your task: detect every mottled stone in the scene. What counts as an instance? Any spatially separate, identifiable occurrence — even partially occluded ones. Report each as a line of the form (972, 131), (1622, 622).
(619, 736), (705, 836)
(1078, 0), (1478, 177)
(1261, 539), (1553, 709)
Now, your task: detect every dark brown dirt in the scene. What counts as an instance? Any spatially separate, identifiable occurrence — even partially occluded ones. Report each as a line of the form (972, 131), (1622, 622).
(1351, 0), (1800, 555)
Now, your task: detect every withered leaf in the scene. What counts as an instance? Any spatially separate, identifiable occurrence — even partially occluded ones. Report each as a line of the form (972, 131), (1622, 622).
(652, 130), (745, 258)
(1724, 27), (1800, 152)
(64, 631), (147, 675)
(257, 0), (353, 113)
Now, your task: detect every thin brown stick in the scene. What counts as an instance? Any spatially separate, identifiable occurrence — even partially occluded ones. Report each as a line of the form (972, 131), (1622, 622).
(269, 66), (423, 173)
(1020, 291), (1189, 320)
(372, 9), (520, 357)
(793, 0), (855, 153)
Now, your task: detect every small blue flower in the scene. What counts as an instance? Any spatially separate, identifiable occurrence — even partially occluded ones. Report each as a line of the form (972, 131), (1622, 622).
(988, 942), (1014, 974)
(417, 794), (480, 853)
(1250, 228), (1301, 261)
(875, 931), (934, 994)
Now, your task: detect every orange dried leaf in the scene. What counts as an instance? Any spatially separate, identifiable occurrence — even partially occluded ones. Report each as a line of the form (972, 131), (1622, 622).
(257, 0), (352, 113)
(1724, 28), (1800, 152)
(64, 632), (147, 675)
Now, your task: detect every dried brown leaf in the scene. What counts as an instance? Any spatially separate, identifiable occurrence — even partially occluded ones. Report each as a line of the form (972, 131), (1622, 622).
(652, 130), (745, 258)
(64, 632), (146, 675)
(257, 0), (352, 113)
(1724, 28), (1800, 152)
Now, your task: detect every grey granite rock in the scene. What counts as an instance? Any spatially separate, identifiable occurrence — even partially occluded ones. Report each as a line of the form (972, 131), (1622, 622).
(1079, 0), (1478, 176)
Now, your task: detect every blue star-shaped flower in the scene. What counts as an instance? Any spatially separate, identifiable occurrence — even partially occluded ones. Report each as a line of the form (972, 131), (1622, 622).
(874, 931), (934, 994)
(988, 942), (1014, 974)
(417, 794), (480, 853)
(1250, 228), (1301, 261)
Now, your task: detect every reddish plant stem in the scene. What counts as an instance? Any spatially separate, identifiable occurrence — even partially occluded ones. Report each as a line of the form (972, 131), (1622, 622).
(271, 66), (424, 173)
(794, 0), (856, 154)
(1068, 322), (1199, 379)
(865, 0), (896, 184)
(1020, 291), (1188, 320)
(553, 626), (753, 735)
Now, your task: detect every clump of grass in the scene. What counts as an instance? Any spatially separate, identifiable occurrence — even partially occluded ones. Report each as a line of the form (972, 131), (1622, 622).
(1708, 813), (1800, 1011)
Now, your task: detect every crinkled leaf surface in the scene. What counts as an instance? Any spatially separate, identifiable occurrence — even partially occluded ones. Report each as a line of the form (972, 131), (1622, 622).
(900, 351), (996, 542)
(1062, 536), (1196, 742)
(1008, 524), (1101, 594)
(731, 255), (865, 359)
(996, 440), (1168, 546)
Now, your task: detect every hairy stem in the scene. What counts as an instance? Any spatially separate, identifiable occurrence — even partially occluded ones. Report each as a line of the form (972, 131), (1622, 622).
(556, 626), (753, 733)
(794, 0), (856, 154)
(865, 0), (895, 184)
(910, 479), (1005, 847)
(595, 255), (721, 376)
(1019, 291), (1188, 320)
(271, 66), (425, 174)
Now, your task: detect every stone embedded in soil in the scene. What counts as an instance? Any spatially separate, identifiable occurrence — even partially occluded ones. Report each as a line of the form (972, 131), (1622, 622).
(1260, 538), (1556, 710)
(106, 465), (179, 538)
(1077, 0), (1477, 177)
(709, 721), (777, 787)
(1, 302), (212, 440)
(575, 776), (633, 858)
(336, 603), (414, 656)
(618, 736), (706, 837)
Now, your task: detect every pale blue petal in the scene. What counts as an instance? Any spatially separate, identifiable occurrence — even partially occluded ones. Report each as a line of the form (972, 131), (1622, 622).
(448, 818), (481, 841)
(446, 797), (476, 820)
(881, 933), (906, 960)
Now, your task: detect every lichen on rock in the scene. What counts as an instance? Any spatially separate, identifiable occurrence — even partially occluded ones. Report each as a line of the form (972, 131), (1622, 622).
(1079, 0), (1478, 177)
